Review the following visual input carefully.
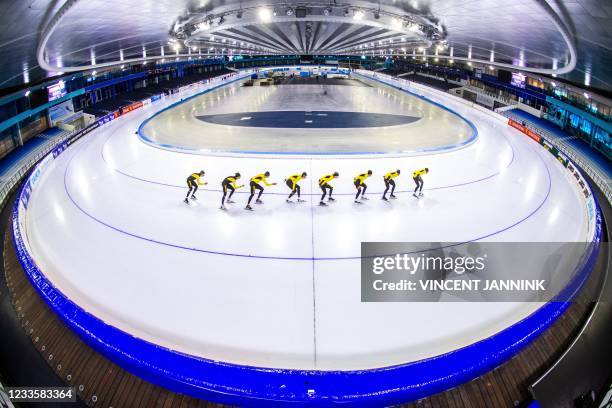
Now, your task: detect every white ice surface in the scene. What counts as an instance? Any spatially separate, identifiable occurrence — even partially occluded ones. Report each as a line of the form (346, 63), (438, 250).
(23, 78), (590, 370)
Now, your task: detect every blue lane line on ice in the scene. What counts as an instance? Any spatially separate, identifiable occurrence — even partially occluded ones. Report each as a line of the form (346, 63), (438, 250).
(67, 137), (543, 261)
(136, 74), (478, 156)
(100, 127), (515, 196)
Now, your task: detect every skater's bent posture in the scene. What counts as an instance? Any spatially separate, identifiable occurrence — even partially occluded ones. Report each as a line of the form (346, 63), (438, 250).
(382, 170), (401, 201)
(220, 173), (244, 210)
(184, 171), (207, 204)
(318, 172), (339, 206)
(354, 170), (373, 203)
(286, 172), (307, 202)
(246, 171), (276, 210)
(412, 168), (429, 198)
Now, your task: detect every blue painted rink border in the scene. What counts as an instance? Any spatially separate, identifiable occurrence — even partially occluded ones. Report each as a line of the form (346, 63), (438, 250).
(11, 71), (603, 406)
(136, 71), (478, 156)
(12, 173), (602, 405)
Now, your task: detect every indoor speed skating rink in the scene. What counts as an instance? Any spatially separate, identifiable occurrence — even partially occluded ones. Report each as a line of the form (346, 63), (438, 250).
(21, 71), (593, 371)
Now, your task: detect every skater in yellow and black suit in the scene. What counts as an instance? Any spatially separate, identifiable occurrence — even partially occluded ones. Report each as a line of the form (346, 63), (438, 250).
(318, 172), (339, 206)
(412, 168), (429, 198)
(246, 171), (276, 210)
(184, 171), (207, 204)
(286, 172), (307, 203)
(382, 170), (400, 201)
(354, 170), (373, 203)
(220, 173), (244, 210)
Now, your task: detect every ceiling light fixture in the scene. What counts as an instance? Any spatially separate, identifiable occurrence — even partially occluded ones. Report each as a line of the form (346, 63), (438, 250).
(258, 8), (272, 21)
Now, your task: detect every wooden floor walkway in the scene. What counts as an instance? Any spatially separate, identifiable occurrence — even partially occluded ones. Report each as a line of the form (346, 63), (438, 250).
(3, 215), (603, 407)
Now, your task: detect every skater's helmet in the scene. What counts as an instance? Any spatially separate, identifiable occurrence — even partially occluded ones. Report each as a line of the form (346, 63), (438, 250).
(234, 172), (241, 178)
(264, 171), (270, 177)
(333, 171), (339, 177)
(301, 172), (307, 178)
(367, 170), (372, 175)
(396, 169), (401, 174)
(199, 170), (205, 175)
(425, 168), (429, 173)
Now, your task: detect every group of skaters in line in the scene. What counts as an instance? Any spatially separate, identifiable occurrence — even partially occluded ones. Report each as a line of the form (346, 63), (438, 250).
(185, 168), (429, 210)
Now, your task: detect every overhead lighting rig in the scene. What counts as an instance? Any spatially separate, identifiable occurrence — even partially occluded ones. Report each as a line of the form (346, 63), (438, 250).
(172, 2), (446, 55)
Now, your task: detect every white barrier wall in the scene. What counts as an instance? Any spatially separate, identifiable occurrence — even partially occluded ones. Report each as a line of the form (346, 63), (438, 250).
(355, 69), (511, 124)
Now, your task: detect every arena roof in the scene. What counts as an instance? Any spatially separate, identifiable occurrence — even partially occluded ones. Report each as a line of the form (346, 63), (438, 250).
(0, 0), (610, 90)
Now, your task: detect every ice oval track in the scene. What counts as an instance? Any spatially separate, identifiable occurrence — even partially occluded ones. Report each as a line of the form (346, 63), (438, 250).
(22, 75), (592, 372)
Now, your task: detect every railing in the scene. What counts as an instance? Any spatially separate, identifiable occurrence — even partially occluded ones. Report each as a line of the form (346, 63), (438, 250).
(462, 84), (516, 106)
(0, 70), (247, 209)
(360, 68), (611, 205)
(504, 111), (612, 203)
(600, 384), (612, 408)
(0, 132), (77, 208)
(0, 382), (15, 408)
(2, 72), (609, 210)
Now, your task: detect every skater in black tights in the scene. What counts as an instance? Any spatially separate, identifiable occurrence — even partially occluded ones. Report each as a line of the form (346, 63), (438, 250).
(354, 170), (373, 203)
(220, 173), (243, 210)
(382, 170), (400, 201)
(184, 171), (207, 204)
(246, 171), (276, 210)
(412, 168), (429, 198)
(286, 172), (307, 203)
(318, 172), (339, 206)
